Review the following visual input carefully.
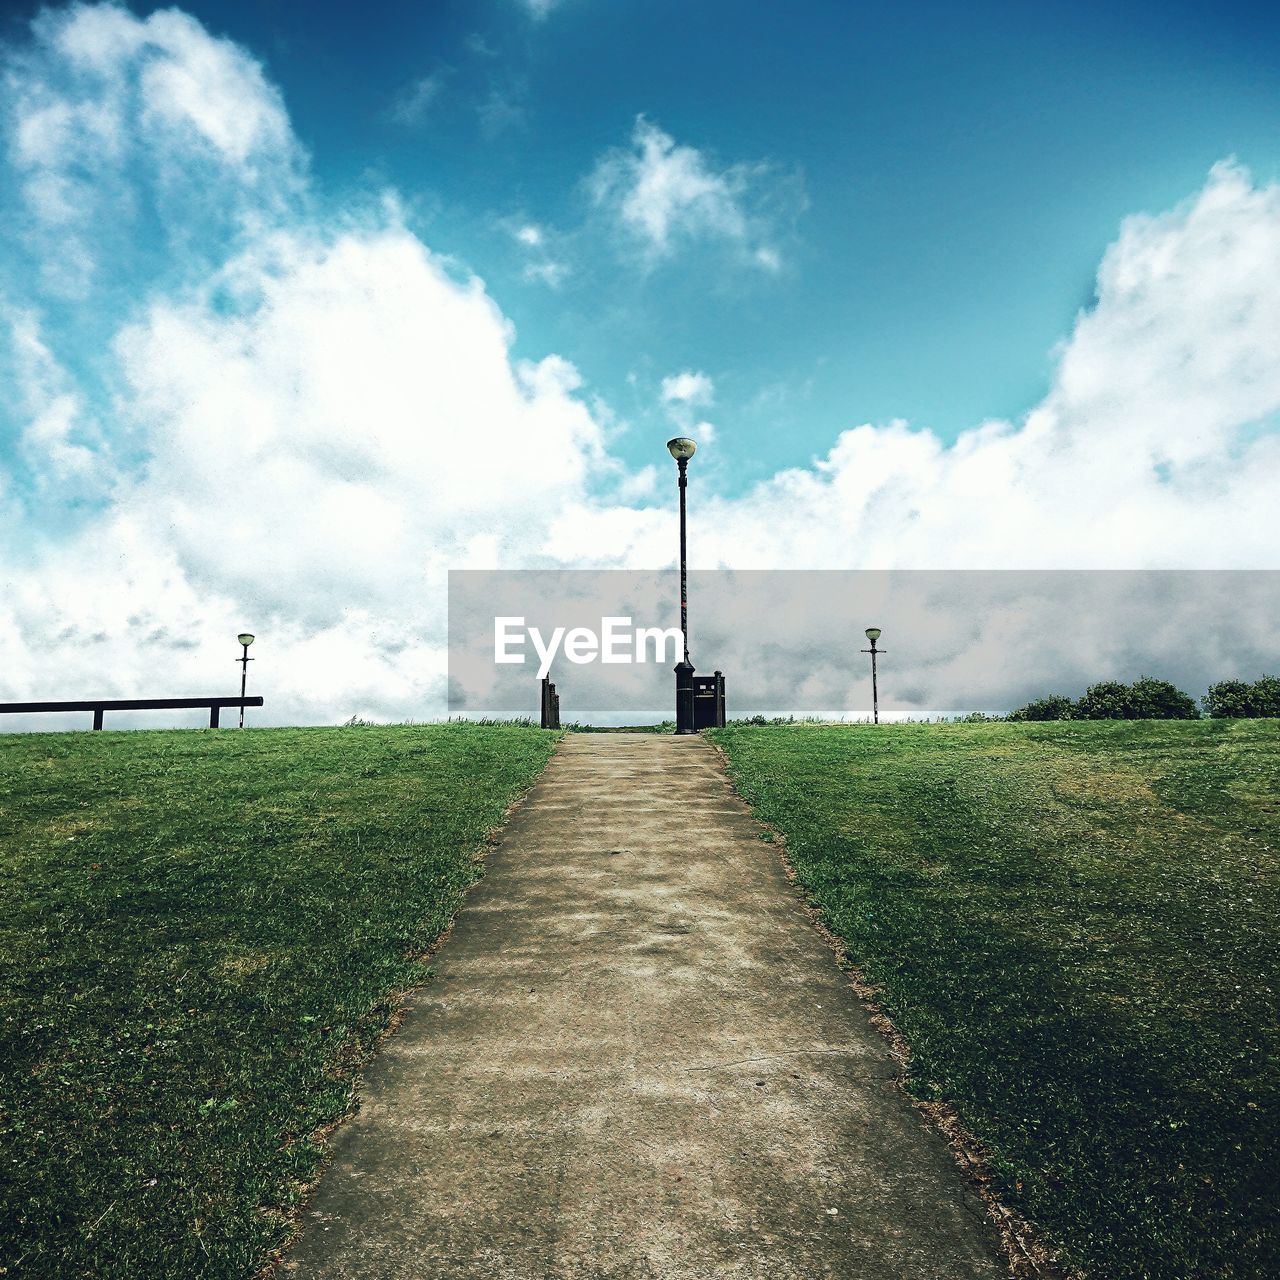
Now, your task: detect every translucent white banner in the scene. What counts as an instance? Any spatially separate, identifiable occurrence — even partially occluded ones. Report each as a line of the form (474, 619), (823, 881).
(448, 570), (1280, 725)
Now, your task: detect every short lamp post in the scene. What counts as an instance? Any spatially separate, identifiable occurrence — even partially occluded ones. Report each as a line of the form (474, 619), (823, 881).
(861, 627), (884, 724)
(667, 436), (697, 734)
(237, 633), (255, 728)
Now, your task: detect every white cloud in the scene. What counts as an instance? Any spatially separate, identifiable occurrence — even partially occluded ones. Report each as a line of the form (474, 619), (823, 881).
(466, 33), (498, 58)
(0, 5), (603, 721)
(554, 161), (1280, 574)
(1, 7), (1278, 726)
(478, 86), (525, 138)
(509, 222), (568, 287)
(112, 226), (606, 613)
(28, 3), (291, 170)
(134, 9), (291, 165)
(661, 370), (714, 409)
(660, 370), (716, 444)
(5, 2), (301, 297)
(388, 73), (444, 126)
(5, 308), (109, 491)
(516, 0), (561, 19)
(522, 259), (569, 288)
(753, 246), (781, 273)
(589, 116), (784, 268)
(0, 217), (610, 721)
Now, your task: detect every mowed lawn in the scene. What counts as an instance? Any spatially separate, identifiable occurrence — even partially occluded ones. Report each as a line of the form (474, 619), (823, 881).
(0, 723), (557, 1279)
(712, 720), (1279, 1280)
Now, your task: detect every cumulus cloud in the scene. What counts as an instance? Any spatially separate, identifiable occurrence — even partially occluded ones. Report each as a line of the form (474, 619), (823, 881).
(1, 215), (609, 722)
(553, 161), (1280, 574)
(1, 5), (1278, 727)
(661, 370), (714, 409)
(589, 116), (787, 269)
(0, 4), (603, 723)
(3, 2), (300, 298)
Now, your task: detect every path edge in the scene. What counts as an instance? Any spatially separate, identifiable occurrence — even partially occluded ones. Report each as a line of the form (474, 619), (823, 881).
(702, 734), (1074, 1280)
(255, 730), (567, 1279)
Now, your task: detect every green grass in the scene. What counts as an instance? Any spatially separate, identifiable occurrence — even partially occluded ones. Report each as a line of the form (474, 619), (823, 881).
(0, 723), (557, 1279)
(711, 720), (1279, 1280)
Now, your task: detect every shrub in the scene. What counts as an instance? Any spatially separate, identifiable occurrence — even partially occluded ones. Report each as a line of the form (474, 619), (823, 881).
(1203, 675), (1280, 718)
(1073, 677), (1198, 720)
(1074, 680), (1134, 719)
(1125, 675), (1200, 720)
(1202, 679), (1253, 719)
(1256, 675), (1280, 716)
(1013, 679), (1199, 721)
(1009, 694), (1075, 722)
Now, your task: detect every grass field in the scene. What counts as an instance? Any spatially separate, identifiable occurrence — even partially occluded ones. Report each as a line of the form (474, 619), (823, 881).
(711, 720), (1279, 1280)
(0, 723), (557, 1279)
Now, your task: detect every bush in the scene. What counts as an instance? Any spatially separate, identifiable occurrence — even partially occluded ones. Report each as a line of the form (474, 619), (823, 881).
(1012, 679), (1199, 721)
(1074, 677), (1198, 721)
(1202, 679), (1253, 719)
(1203, 675), (1280, 718)
(1009, 694), (1075, 722)
(1125, 675), (1200, 720)
(1074, 680), (1134, 719)
(1256, 675), (1280, 716)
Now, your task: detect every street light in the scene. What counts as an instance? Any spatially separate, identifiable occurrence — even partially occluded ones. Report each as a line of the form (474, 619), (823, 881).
(667, 437), (697, 734)
(237, 633), (255, 728)
(861, 627), (884, 724)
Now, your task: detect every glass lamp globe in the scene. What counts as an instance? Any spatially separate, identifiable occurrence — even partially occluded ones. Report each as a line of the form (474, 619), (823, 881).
(666, 437), (697, 461)
(238, 633), (255, 647)
(865, 627), (882, 642)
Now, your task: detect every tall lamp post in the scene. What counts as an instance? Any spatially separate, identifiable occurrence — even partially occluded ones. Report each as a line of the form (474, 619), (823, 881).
(237, 633), (255, 728)
(861, 627), (884, 724)
(667, 436), (697, 734)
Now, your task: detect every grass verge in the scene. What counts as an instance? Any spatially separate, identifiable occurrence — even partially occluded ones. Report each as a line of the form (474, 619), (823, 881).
(711, 720), (1279, 1280)
(0, 723), (557, 1278)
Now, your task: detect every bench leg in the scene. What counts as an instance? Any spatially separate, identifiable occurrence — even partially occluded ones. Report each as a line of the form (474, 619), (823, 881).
(92, 708), (104, 731)
(209, 705), (220, 728)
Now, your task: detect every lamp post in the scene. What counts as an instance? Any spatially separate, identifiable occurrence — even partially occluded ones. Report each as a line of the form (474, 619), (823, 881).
(237, 633), (255, 728)
(667, 436), (697, 734)
(861, 627), (884, 724)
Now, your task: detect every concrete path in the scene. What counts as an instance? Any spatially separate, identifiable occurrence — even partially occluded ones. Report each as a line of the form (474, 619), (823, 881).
(284, 734), (1004, 1279)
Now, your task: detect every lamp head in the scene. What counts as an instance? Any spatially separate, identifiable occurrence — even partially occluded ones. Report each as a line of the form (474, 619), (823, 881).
(666, 437), (697, 462)
(864, 627), (882, 642)
(238, 633), (255, 647)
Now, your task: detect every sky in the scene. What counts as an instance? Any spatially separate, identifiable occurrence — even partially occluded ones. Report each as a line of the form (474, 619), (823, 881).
(1, 0), (1279, 724)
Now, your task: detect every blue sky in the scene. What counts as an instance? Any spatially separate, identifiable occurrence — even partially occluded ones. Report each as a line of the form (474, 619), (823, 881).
(9, 0), (1270, 490)
(1, 1), (1279, 721)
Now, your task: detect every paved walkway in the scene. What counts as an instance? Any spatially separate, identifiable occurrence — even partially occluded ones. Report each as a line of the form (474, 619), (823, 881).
(284, 734), (1004, 1279)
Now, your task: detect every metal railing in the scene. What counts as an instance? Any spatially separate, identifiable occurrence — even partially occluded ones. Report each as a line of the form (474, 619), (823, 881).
(0, 696), (265, 730)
